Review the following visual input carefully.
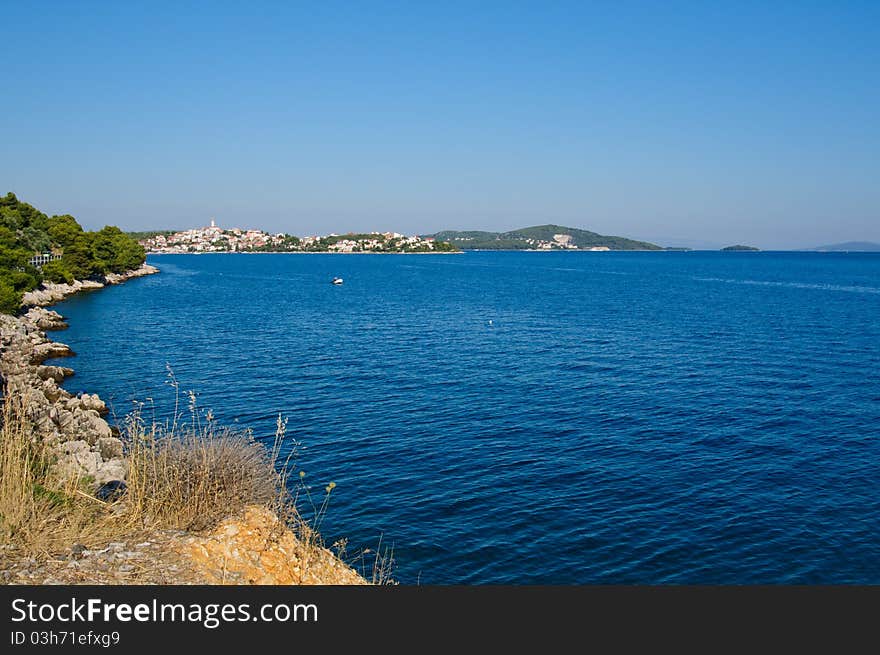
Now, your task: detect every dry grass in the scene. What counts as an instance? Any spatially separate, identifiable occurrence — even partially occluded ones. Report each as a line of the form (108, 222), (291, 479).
(0, 396), (120, 556)
(1, 383), (388, 583)
(123, 417), (281, 532)
(0, 392), (285, 555)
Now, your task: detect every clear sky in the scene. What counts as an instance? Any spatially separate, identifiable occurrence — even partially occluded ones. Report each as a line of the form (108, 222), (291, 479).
(2, 1), (878, 248)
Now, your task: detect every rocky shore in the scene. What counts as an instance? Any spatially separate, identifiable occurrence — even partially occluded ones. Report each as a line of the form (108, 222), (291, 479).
(0, 308), (125, 488)
(1, 263), (370, 585)
(20, 263), (159, 307)
(2, 265), (159, 490)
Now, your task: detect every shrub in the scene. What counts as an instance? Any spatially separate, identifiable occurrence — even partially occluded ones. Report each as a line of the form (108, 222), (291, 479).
(0, 388), (376, 583)
(0, 395), (281, 553)
(124, 421), (281, 532)
(0, 278), (21, 314)
(40, 260), (74, 284)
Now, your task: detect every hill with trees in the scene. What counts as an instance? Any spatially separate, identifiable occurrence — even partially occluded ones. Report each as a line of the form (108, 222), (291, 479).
(0, 193), (146, 313)
(809, 241), (880, 252)
(125, 229), (178, 242)
(426, 224), (661, 250)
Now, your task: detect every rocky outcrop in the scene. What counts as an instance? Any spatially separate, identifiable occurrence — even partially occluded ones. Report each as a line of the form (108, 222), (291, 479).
(21, 280), (104, 307)
(25, 307), (68, 331)
(1, 509), (371, 585)
(31, 341), (74, 363)
(180, 506), (367, 585)
(103, 264), (159, 285)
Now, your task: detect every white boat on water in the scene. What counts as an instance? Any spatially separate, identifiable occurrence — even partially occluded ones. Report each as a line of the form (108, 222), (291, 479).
(332, 277), (344, 285)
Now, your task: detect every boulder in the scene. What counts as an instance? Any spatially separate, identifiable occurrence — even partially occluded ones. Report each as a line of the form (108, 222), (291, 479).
(61, 440), (90, 456)
(22, 385), (47, 405)
(80, 393), (108, 415)
(97, 437), (124, 460)
(57, 449), (102, 480)
(76, 411), (113, 444)
(56, 409), (75, 431)
(36, 365), (74, 382)
(56, 440), (103, 479)
(31, 342), (74, 363)
(42, 379), (64, 403)
(94, 458), (127, 484)
(24, 308), (68, 331)
(33, 413), (55, 435)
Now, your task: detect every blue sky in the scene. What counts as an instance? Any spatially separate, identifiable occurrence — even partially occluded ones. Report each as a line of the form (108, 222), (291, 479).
(2, 1), (878, 248)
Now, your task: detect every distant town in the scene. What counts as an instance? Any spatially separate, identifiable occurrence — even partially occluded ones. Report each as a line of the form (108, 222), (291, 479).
(135, 221), (665, 254)
(137, 221), (458, 254)
(133, 222), (876, 254)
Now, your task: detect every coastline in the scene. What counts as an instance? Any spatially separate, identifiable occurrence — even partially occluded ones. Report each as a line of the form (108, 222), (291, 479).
(145, 250), (463, 255)
(2, 264), (162, 491)
(1, 263), (368, 585)
(20, 263), (160, 307)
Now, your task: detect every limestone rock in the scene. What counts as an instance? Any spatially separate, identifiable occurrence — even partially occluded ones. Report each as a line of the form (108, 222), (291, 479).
(42, 378), (63, 403)
(61, 440), (90, 455)
(24, 307), (68, 331)
(97, 437), (124, 460)
(32, 341), (74, 363)
(57, 441), (102, 479)
(179, 506), (367, 585)
(56, 409), (75, 431)
(94, 458), (127, 484)
(21, 280), (104, 308)
(80, 393), (108, 415)
(3, 268), (160, 491)
(37, 365), (74, 382)
(76, 410), (113, 444)
(104, 264), (160, 285)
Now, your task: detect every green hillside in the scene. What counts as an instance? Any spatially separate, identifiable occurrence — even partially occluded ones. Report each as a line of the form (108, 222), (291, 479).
(126, 230), (178, 241)
(0, 193), (146, 313)
(425, 224), (661, 250)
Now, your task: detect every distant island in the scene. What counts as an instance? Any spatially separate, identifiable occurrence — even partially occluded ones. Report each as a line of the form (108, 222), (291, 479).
(809, 241), (880, 252)
(722, 245), (760, 251)
(135, 222), (457, 254)
(423, 224), (662, 250)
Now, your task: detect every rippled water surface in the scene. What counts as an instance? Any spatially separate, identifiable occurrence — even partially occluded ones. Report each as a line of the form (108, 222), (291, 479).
(50, 251), (880, 583)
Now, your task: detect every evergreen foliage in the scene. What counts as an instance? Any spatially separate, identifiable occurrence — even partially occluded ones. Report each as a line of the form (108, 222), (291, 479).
(0, 192), (146, 313)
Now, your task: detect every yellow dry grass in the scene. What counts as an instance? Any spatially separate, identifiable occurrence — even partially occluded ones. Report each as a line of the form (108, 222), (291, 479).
(0, 391), (376, 584)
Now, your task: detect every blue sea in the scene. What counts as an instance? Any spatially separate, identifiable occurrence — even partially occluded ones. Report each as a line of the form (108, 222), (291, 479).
(49, 251), (880, 584)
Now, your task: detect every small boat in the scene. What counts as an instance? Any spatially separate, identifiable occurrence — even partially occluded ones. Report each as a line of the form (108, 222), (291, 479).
(331, 277), (344, 285)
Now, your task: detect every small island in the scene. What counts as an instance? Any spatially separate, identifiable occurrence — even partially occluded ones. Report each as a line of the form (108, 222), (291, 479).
(810, 241), (880, 252)
(721, 245), (760, 251)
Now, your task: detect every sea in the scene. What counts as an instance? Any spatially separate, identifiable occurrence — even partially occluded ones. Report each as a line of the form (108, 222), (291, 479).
(48, 251), (880, 583)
